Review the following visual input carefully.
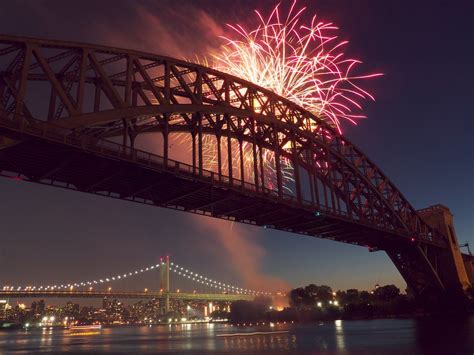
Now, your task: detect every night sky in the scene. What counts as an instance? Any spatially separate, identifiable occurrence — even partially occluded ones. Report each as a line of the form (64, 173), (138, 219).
(1, 0), (473, 295)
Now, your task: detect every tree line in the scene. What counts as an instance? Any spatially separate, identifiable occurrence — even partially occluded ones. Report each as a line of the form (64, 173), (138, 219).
(227, 283), (419, 323)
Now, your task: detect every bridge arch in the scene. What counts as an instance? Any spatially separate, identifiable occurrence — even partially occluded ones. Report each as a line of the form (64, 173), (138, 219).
(0, 35), (469, 299)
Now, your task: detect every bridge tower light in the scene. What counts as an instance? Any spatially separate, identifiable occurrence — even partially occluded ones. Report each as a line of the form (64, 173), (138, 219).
(159, 256), (170, 315)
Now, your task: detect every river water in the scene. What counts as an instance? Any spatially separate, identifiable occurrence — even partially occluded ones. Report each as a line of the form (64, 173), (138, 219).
(1, 316), (473, 354)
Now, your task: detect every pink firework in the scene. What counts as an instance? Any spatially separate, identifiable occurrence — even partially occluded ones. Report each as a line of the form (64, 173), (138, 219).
(212, 1), (382, 132)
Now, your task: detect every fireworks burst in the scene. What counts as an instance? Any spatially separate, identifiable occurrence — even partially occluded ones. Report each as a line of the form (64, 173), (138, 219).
(174, 1), (380, 192)
(212, 0), (381, 132)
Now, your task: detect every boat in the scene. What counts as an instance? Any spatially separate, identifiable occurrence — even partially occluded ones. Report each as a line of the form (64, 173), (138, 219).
(216, 330), (289, 337)
(68, 324), (102, 333)
(0, 322), (22, 330)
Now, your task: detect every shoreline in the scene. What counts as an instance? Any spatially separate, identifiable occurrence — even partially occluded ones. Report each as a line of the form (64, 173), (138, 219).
(3, 311), (473, 331)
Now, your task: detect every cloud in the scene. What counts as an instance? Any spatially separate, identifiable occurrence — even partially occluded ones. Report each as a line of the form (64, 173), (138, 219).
(84, 2), (226, 60)
(195, 217), (290, 292)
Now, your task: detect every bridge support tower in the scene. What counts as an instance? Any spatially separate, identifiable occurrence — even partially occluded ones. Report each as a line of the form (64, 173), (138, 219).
(159, 256), (170, 315)
(417, 205), (471, 293)
(463, 254), (474, 290)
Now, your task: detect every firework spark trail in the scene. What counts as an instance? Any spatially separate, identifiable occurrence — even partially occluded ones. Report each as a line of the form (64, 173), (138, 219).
(171, 133), (295, 193)
(198, 136), (295, 193)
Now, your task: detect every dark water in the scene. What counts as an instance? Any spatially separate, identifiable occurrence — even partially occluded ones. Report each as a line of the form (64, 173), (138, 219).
(1, 316), (473, 354)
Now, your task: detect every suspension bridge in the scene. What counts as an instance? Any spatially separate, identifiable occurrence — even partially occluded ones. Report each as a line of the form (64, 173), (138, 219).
(0, 256), (265, 314)
(0, 35), (472, 301)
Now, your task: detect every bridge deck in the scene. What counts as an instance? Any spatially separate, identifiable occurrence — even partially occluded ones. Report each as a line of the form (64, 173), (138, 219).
(0, 116), (412, 252)
(0, 290), (255, 301)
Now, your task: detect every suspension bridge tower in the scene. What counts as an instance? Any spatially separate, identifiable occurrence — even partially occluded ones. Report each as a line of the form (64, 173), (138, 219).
(159, 256), (170, 314)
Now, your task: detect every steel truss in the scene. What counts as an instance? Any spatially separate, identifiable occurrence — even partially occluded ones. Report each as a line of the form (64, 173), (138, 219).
(0, 35), (462, 298)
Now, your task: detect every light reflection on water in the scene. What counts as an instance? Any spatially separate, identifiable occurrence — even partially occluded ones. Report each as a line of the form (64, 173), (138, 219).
(334, 319), (345, 351)
(223, 334), (293, 352)
(0, 316), (473, 354)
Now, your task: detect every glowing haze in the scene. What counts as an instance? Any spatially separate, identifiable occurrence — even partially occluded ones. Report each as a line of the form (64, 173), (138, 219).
(212, 0), (382, 132)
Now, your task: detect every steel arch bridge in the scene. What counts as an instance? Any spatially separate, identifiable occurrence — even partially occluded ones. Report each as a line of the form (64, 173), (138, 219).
(0, 35), (471, 300)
